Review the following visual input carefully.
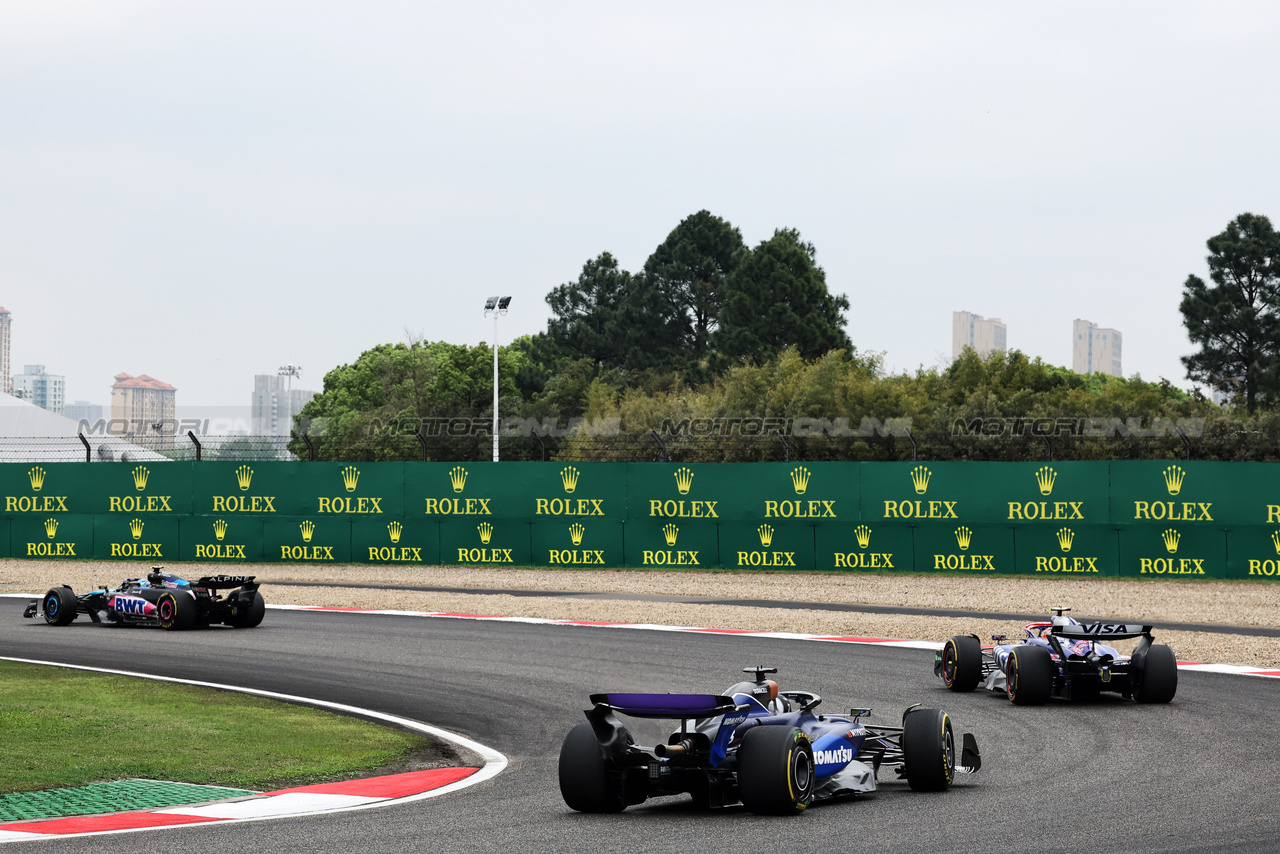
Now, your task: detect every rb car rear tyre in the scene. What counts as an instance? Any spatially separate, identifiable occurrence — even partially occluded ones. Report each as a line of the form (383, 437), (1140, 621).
(1006, 645), (1054, 706)
(941, 636), (983, 692)
(156, 591), (195, 631)
(1133, 644), (1178, 704)
(737, 726), (815, 815)
(902, 708), (956, 791)
(229, 591), (266, 628)
(42, 587), (78, 626)
(558, 723), (626, 813)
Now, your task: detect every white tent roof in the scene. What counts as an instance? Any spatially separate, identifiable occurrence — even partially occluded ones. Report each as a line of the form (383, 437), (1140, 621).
(0, 394), (169, 462)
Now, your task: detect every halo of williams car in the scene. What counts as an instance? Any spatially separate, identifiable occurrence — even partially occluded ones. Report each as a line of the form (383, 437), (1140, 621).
(23, 566), (264, 630)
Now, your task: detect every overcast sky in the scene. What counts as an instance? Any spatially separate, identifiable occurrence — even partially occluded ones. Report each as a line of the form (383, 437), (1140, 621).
(3, 2), (1277, 412)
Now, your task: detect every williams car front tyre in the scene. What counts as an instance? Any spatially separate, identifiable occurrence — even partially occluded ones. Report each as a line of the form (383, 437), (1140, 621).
(737, 726), (815, 815)
(902, 708), (956, 791)
(558, 723), (626, 813)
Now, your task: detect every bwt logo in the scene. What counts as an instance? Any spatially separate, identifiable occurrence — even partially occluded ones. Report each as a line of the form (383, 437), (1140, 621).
(110, 595), (149, 616)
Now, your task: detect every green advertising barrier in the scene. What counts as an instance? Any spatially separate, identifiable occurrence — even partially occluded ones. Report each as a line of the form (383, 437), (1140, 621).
(1227, 528), (1280, 579)
(179, 516), (265, 562)
(1011, 525), (1119, 576)
(12, 514), (92, 559)
(92, 515), (180, 562)
(816, 523), (913, 572)
(265, 517), (352, 564)
(0, 460), (1273, 579)
(0, 517), (8, 557)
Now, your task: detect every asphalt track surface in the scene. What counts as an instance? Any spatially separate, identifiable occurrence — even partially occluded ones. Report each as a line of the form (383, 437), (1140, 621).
(2, 597), (1277, 854)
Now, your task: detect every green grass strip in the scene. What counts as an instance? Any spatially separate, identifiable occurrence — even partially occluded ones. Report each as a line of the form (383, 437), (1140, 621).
(0, 661), (432, 795)
(0, 780), (256, 822)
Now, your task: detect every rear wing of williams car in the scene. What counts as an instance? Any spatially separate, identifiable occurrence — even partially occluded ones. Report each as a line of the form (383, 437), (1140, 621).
(1052, 623), (1153, 641)
(588, 693), (741, 719)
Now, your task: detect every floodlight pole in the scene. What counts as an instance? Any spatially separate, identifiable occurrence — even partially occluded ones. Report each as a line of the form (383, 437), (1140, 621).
(278, 364), (302, 432)
(483, 298), (511, 462)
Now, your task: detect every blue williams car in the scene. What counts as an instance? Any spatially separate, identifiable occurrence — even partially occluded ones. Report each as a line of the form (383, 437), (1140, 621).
(559, 666), (980, 815)
(934, 608), (1177, 705)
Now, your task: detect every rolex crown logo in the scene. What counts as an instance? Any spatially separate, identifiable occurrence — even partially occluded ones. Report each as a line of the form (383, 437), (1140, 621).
(387, 521), (403, 543)
(954, 526), (972, 551)
(569, 522), (585, 546)
(674, 467), (694, 495)
(1272, 530), (1280, 556)
(1036, 466), (1056, 496)
(132, 465), (150, 491)
(854, 524), (871, 549)
(341, 465), (360, 493)
(477, 522), (494, 545)
(450, 466), (468, 493)
(1163, 465), (1185, 496)
(662, 523), (679, 546)
(300, 520), (315, 542)
(28, 466), (45, 492)
(213, 519), (228, 541)
(1056, 527), (1074, 552)
(561, 466), (580, 494)
(757, 524), (774, 548)
(790, 466), (810, 495)
(235, 465), (254, 491)
(44, 517), (58, 539)
(129, 518), (145, 540)
(1161, 528), (1180, 554)
(911, 465), (931, 495)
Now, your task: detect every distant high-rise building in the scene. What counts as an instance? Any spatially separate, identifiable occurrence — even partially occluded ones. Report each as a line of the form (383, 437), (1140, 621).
(0, 307), (11, 394)
(111, 373), (177, 436)
(251, 374), (315, 436)
(65, 400), (105, 426)
(1072, 320), (1122, 376)
(12, 364), (65, 415)
(952, 311), (1007, 360)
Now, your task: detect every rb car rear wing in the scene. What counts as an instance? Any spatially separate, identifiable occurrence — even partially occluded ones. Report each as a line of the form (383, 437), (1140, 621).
(1051, 623), (1153, 642)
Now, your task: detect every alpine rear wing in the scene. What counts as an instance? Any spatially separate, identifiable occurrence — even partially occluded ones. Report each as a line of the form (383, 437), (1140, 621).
(1052, 623), (1153, 641)
(194, 575), (258, 590)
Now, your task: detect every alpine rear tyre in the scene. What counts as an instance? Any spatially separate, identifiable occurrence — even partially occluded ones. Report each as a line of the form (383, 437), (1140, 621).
(229, 591), (266, 628)
(737, 726), (815, 815)
(902, 708), (956, 791)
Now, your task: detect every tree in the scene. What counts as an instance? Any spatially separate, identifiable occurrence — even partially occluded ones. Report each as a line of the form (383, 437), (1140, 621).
(642, 210), (747, 359)
(544, 252), (682, 372)
(714, 228), (851, 364)
(1180, 212), (1280, 412)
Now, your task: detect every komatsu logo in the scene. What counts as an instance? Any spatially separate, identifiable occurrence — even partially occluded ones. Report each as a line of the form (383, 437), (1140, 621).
(814, 747), (853, 765)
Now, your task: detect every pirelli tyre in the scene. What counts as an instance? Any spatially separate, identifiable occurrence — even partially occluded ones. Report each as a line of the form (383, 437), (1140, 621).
(940, 635), (983, 692)
(1006, 645), (1054, 706)
(228, 591), (266, 628)
(737, 726), (815, 816)
(42, 587), (78, 626)
(902, 708), (956, 792)
(558, 723), (627, 813)
(156, 591), (196, 631)
(1132, 644), (1178, 704)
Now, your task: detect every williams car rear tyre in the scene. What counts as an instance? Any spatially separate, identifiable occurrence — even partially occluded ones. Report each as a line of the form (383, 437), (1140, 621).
(558, 723), (626, 813)
(156, 591), (195, 631)
(229, 591), (266, 628)
(42, 587), (78, 626)
(737, 726), (815, 815)
(1006, 645), (1054, 706)
(941, 636), (982, 692)
(1133, 644), (1178, 704)
(902, 708), (956, 792)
